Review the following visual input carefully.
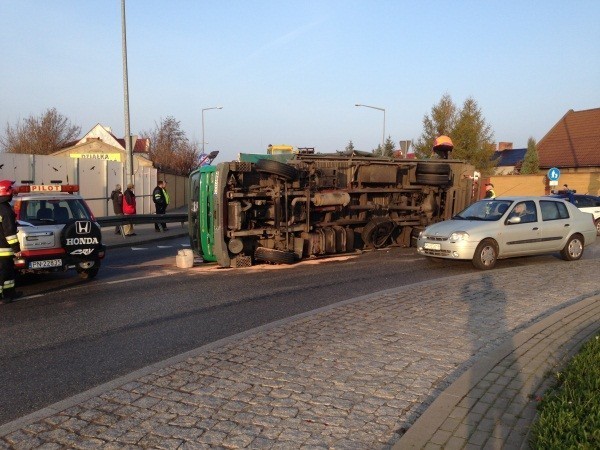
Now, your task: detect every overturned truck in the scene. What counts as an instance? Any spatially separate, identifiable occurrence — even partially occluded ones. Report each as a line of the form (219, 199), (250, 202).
(189, 152), (475, 268)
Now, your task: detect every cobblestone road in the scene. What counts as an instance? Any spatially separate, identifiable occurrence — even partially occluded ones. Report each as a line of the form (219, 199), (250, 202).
(1, 259), (599, 449)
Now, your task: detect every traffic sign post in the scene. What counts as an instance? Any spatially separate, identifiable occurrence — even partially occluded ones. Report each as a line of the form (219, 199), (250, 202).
(548, 167), (560, 187)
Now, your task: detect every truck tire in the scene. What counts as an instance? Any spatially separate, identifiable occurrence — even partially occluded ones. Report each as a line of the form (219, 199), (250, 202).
(255, 159), (298, 181)
(254, 247), (296, 264)
(416, 162), (451, 175)
(416, 173), (451, 186)
(362, 217), (395, 249)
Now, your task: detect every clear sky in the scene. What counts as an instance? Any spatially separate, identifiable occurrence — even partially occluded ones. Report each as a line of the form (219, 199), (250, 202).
(1, 1), (599, 161)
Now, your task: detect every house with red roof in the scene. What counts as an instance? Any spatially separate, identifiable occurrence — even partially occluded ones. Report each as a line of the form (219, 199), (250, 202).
(537, 108), (600, 170)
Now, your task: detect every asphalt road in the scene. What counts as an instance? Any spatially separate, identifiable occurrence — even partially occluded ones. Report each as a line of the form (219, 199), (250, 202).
(1, 237), (598, 425)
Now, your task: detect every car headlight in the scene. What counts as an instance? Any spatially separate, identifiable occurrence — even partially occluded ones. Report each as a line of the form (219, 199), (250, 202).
(418, 230), (424, 238)
(450, 231), (469, 241)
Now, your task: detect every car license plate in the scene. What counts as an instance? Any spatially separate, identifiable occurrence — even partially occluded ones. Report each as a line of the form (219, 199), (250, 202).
(424, 242), (441, 250)
(29, 259), (62, 269)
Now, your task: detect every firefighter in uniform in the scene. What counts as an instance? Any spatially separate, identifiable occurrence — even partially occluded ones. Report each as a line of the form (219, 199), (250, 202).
(0, 180), (22, 302)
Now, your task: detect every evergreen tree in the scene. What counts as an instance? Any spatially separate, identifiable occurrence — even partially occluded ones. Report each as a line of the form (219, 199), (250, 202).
(414, 95), (497, 174)
(345, 140), (355, 152)
(372, 136), (395, 157)
(413, 94), (456, 158)
(520, 137), (540, 174)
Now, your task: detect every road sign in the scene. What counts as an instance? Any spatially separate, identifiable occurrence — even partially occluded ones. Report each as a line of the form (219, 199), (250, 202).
(548, 167), (560, 181)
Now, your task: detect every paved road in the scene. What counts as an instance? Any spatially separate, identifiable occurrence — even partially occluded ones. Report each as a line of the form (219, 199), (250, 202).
(1, 251), (598, 448)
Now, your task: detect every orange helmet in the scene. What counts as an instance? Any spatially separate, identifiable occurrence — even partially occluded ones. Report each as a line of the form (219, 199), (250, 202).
(0, 180), (15, 197)
(433, 135), (454, 148)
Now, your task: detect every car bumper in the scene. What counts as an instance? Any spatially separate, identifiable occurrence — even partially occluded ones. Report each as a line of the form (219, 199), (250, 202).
(416, 237), (479, 260)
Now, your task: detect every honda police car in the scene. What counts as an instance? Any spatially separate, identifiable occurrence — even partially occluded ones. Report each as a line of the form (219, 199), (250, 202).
(12, 183), (105, 279)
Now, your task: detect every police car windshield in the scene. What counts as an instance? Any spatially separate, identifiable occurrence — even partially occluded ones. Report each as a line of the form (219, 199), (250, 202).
(20, 199), (91, 225)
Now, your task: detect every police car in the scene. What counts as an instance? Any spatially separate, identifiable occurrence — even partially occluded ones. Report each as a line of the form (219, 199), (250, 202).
(12, 183), (105, 279)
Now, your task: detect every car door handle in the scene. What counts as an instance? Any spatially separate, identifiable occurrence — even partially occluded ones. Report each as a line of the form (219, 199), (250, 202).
(532, 227), (539, 230)
(564, 223), (570, 227)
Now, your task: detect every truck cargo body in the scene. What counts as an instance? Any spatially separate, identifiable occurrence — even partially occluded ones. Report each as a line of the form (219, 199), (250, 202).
(189, 153), (475, 268)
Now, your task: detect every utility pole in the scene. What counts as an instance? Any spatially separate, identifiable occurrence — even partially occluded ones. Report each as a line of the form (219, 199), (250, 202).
(121, 0), (133, 184)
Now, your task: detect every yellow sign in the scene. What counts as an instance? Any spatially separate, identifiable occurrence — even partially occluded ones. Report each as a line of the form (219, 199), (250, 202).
(70, 153), (121, 161)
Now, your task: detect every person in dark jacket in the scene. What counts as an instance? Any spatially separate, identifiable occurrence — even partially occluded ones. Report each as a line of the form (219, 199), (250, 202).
(0, 180), (22, 302)
(152, 180), (170, 232)
(122, 183), (137, 236)
(110, 184), (123, 235)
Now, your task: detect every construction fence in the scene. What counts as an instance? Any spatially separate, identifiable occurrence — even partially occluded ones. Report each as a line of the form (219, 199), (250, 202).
(0, 153), (189, 217)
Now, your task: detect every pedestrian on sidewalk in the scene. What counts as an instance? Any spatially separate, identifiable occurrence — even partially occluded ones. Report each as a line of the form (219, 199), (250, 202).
(0, 180), (22, 302)
(123, 183), (137, 236)
(152, 180), (169, 232)
(110, 184), (124, 235)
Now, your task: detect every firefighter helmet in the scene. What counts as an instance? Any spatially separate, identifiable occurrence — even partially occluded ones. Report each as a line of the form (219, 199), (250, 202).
(0, 180), (15, 197)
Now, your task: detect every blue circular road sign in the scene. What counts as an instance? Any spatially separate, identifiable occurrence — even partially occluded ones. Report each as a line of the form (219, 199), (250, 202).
(548, 167), (560, 181)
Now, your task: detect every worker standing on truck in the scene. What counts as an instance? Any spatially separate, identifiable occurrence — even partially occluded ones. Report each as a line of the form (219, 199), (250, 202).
(0, 180), (22, 302)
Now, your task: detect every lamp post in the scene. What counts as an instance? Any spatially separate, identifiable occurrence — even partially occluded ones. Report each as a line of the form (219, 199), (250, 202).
(202, 106), (223, 155)
(121, 0), (134, 185)
(355, 104), (386, 150)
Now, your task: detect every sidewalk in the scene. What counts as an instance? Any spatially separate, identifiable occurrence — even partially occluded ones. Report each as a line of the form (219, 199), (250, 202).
(1, 234), (599, 448)
(101, 220), (188, 249)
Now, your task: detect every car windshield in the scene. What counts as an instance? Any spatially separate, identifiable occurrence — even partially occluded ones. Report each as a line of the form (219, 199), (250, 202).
(453, 200), (513, 221)
(19, 198), (91, 225)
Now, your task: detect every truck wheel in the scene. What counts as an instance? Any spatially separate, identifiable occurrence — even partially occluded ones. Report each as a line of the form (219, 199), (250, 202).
(254, 247), (296, 264)
(416, 173), (451, 186)
(416, 162), (451, 175)
(560, 234), (584, 261)
(362, 217), (395, 249)
(255, 159), (298, 181)
(472, 239), (498, 270)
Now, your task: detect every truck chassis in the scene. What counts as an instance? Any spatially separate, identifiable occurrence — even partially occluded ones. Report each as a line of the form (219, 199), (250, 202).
(189, 153), (474, 268)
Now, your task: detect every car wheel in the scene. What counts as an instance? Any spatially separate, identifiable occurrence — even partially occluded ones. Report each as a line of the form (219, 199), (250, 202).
(254, 247), (296, 264)
(255, 159), (298, 181)
(472, 239), (498, 270)
(595, 219), (600, 236)
(78, 264), (100, 280)
(560, 234), (584, 261)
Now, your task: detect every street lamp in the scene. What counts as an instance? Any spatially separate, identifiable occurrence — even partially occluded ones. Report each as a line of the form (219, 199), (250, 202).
(355, 104), (386, 149)
(201, 106), (223, 154)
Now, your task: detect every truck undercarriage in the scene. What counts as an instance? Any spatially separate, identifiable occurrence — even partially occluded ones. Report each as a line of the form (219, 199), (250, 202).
(190, 153), (474, 268)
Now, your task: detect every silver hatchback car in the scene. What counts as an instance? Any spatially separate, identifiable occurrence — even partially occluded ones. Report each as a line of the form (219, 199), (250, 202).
(417, 196), (597, 269)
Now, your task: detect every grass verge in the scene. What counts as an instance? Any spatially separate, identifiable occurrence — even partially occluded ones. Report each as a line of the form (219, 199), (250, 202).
(530, 333), (600, 448)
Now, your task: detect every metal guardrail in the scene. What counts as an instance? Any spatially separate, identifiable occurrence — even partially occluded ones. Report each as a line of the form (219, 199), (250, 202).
(96, 213), (187, 227)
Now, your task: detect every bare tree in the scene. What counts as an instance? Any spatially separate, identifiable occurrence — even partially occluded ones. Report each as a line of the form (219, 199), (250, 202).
(1, 108), (81, 154)
(143, 116), (200, 175)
